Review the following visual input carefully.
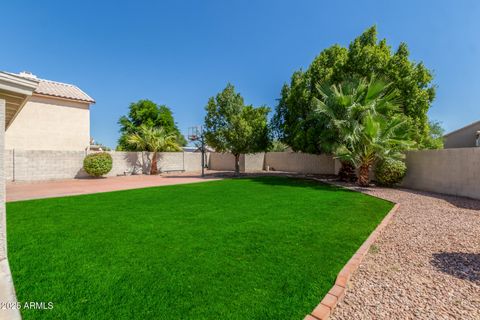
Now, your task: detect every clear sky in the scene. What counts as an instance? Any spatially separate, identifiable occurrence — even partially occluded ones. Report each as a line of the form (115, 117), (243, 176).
(2, 0), (479, 148)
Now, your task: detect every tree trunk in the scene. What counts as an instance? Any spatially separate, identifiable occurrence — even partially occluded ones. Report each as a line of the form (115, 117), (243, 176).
(150, 152), (158, 175)
(234, 154), (240, 176)
(357, 163), (371, 187)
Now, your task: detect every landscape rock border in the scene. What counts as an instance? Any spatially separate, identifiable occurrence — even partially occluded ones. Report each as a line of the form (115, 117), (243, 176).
(303, 198), (400, 320)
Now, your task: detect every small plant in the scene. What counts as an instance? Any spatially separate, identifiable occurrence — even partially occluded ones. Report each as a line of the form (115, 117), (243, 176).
(268, 140), (289, 152)
(83, 152), (113, 177)
(369, 244), (380, 254)
(375, 158), (406, 186)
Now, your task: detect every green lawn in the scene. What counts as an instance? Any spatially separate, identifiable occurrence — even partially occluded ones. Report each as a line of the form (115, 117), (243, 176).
(7, 176), (393, 320)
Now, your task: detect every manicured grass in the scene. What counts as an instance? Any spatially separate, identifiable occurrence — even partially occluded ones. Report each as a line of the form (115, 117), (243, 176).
(7, 176), (393, 320)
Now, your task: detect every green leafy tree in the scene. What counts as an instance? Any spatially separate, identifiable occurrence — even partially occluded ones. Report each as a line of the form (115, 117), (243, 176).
(268, 140), (289, 152)
(273, 25), (436, 152)
(91, 140), (111, 151)
(127, 125), (181, 175)
(204, 84), (270, 175)
(423, 120), (445, 149)
(117, 100), (186, 150)
(314, 78), (414, 186)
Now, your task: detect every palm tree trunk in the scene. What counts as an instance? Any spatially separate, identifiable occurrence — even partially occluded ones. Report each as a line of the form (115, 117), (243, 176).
(357, 163), (371, 187)
(234, 154), (240, 176)
(150, 152), (158, 175)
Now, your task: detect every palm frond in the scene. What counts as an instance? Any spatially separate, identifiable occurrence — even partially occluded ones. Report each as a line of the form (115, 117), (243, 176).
(126, 125), (182, 152)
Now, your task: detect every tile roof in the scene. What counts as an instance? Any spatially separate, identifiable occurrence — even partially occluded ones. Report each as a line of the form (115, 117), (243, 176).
(10, 72), (95, 103)
(34, 79), (95, 103)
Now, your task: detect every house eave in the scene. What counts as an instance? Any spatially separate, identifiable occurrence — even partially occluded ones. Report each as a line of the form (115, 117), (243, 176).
(0, 72), (38, 96)
(0, 72), (39, 129)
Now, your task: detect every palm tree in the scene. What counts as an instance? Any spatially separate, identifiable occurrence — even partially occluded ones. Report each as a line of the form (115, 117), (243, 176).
(337, 113), (412, 186)
(127, 125), (182, 175)
(313, 78), (413, 186)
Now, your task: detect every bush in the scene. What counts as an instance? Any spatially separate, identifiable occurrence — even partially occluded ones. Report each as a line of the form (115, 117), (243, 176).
(375, 159), (406, 186)
(268, 140), (289, 152)
(83, 152), (113, 177)
(338, 161), (357, 182)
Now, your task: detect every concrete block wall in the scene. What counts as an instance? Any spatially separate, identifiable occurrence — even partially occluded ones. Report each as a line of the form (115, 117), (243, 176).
(265, 152), (337, 174)
(5, 148), (479, 201)
(209, 150), (480, 201)
(242, 153), (265, 172)
(4, 150), (206, 181)
(209, 152), (338, 175)
(183, 152), (207, 172)
(208, 153), (265, 172)
(147, 152), (205, 173)
(6, 149), (87, 181)
(209, 153), (236, 171)
(155, 152), (183, 172)
(107, 151), (146, 176)
(402, 148), (480, 200)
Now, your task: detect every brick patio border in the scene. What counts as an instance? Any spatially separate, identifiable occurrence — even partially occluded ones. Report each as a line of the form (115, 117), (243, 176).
(304, 202), (400, 320)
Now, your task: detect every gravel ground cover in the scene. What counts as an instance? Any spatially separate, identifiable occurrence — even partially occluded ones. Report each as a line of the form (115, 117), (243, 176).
(330, 185), (480, 320)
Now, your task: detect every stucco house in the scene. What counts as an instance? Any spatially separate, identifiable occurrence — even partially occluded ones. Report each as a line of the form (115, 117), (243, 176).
(1, 71), (95, 151)
(443, 120), (480, 148)
(0, 71), (39, 319)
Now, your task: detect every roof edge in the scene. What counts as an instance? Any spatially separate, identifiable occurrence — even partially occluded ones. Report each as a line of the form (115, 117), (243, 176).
(443, 120), (480, 137)
(0, 71), (38, 95)
(32, 92), (95, 104)
(2, 71), (95, 104)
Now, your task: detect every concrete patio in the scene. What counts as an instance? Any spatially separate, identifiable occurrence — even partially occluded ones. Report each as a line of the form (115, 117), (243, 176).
(6, 173), (220, 202)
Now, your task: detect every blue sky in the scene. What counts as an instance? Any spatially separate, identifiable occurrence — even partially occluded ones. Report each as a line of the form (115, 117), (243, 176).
(2, 1), (479, 148)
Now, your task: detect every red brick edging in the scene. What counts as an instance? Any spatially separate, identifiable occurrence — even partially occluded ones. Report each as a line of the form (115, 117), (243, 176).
(304, 202), (400, 320)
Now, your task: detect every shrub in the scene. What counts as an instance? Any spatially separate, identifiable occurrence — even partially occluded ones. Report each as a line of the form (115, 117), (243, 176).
(83, 152), (113, 177)
(338, 161), (357, 182)
(375, 159), (406, 186)
(268, 140), (289, 152)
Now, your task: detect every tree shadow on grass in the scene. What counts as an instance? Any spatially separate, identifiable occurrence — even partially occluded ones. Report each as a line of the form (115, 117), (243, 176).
(159, 171), (338, 184)
(431, 252), (480, 283)
(242, 175), (358, 194)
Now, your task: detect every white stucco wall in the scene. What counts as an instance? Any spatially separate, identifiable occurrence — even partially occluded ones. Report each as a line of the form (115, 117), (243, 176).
(5, 95), (90, 151)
